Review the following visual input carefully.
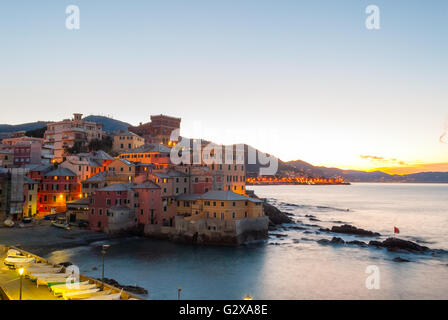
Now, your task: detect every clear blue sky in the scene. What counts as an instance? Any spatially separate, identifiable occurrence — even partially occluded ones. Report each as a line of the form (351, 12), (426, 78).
(1, 1), (447, 171)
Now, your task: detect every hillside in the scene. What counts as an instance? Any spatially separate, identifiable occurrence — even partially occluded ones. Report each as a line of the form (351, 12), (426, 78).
(284, 160), (448, 183)
(83, 115), (131, 133)
(0, 116), (131, 135)
(0, 121), (48, 133)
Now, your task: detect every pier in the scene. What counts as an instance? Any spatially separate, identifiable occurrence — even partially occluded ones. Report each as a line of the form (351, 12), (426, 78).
(0, 245), (142, 300)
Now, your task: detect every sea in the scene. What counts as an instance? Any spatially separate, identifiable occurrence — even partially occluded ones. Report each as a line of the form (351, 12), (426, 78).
(44, 183), (448, 300)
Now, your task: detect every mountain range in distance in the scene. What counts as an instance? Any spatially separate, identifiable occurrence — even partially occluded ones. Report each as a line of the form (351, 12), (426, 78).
(1, 117), (447, 183)
(0, 115), (131, 134)
(278, 159), (448, 183)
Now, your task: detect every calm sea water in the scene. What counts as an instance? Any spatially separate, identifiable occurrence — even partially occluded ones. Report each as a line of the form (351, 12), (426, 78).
(45, 183), (448, 300)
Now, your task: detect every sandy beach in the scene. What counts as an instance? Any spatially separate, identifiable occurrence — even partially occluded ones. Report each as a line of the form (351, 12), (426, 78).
(0, 222), (119, 256)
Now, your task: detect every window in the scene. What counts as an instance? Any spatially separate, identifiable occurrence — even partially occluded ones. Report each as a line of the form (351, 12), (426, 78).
(221, 202), (224, 207)
(91, 209), (95, 215)
(244, 212), (248, 218)
(99, 209), (103, 215)
(232, 212), (235, 219)
(232, 202), (236, 207)
(221, 213), (224, 220)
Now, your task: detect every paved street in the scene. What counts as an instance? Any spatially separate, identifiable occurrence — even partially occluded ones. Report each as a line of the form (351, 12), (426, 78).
(0, 253), (59, 300)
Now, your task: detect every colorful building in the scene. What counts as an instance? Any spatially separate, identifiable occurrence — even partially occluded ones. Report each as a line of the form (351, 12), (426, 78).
(118, 144), (172, 169)
(23, 176), (38, 217)
(13, 141), (42, 166)
(132, 180), (162, 226)
(44, 113), (104, 162)
(128, 114), (181, 146)
(176, 190), (263, 221)
(107, 159), (136, 181)
(37, 167), (81, 215)
(112, 130), (145, 154)
(88, 183), (134, 231)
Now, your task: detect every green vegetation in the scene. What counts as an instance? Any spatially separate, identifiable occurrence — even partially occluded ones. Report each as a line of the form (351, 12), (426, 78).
(26, 126), (47, 138)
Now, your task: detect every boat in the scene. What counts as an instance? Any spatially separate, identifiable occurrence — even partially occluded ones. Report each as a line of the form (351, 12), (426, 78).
(71, 290), (113, 300)
(3, 218), (14, 228)
(36, 274), (73, 287)
(4, 255), (35, 267)
(6, 249), (22, 257)
(53, 283), (97, 296)
(83, 291), (122, 300)
(62, 288), (101, 300)
(51, 218), (69, 229)
(25, 266), (62, 275)
(22, 217), (33, 224)
(29, 271), (68, 280)
(49, 281), (89, 291)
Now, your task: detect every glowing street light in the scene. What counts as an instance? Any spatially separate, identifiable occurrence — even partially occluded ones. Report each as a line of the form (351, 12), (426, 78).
(243, 294), (253, 300)
(18, 267), (24, 300)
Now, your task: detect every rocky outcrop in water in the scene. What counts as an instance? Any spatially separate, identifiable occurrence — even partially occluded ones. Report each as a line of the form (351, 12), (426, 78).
(393, 257), (410, 263)
(346, 240), (367, 247)
(369, 237), (429, 253)
(320, 224), (380, 237)
(100, 277), (148, 295)
(264, 203), (294, 226)
(318, 237), (346, 245)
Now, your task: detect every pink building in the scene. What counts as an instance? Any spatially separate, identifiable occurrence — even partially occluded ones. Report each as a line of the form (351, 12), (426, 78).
(13, 141), (42, 166)
(89, 180), (162, 231)
(132, 180), (162, 226)
(89, 183), (133, 231)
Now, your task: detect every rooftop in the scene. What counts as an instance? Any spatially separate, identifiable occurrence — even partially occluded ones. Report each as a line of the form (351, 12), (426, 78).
(44, 167), (77, 177)
(124, 143), (171, 154)
(153, 169), (188, 178)
(199, 191), (262, 203)
(97, 183), (134, 192)
(132, 180), (161, 189)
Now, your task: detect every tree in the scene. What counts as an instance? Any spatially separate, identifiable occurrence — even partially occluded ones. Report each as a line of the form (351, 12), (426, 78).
(26, 126), (47, 138)
(88, 136), (113, 153)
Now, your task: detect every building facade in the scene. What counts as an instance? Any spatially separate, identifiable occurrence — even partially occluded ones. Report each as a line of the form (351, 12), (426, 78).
(44, 113), (104, 162)
(112, 130), (145, 154)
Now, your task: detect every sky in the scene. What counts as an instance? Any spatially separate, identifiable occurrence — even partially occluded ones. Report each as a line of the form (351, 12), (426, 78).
(0, 1), (447, 173)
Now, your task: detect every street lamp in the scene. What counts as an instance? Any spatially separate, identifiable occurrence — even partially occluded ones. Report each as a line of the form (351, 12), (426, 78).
(18, 267), (24, 300)
(101, 244), (110, 290)
(177, 286), (182, 300)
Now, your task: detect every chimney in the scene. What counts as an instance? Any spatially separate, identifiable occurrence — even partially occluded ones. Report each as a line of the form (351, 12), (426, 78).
(73, 113), (83, 121)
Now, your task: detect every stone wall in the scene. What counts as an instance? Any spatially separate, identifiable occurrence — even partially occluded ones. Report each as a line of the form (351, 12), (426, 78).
(144, 216), (269, 246)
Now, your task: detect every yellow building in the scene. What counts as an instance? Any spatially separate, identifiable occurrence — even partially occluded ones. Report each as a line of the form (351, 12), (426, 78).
(176, 190), (263, 221)
(112, 130), (145, 154)
(119, 144), (172, 169)
(0, 150), (13, 168)
(106, 159), (136, 182)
